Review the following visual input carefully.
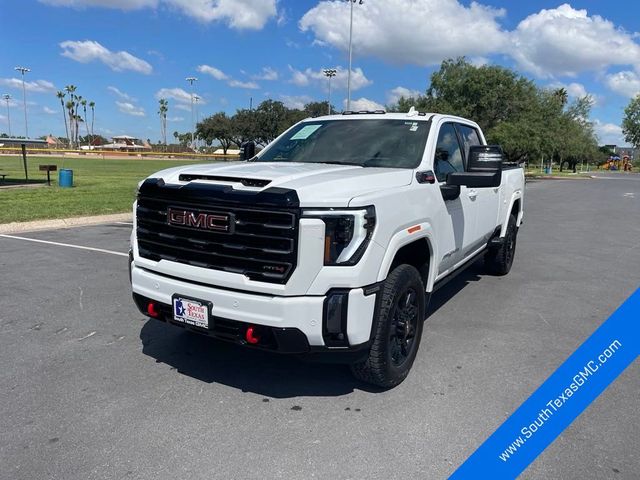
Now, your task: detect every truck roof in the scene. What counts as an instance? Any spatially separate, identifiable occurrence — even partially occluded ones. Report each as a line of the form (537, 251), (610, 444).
(302, 111), (481, 127)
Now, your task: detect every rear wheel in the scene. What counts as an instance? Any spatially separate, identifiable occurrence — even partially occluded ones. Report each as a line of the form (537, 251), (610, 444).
(485, 214), (518, 275)
(351, 264), (425, 388)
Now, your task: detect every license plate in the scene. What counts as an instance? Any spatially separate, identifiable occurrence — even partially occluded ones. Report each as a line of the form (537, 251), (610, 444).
(172, 296), (211, 329)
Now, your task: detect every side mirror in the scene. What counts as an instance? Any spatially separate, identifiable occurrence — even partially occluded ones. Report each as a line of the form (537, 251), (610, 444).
(446, 145), (503, 188)
(240, 141), (256, 161)
(468, 145), (503, 172)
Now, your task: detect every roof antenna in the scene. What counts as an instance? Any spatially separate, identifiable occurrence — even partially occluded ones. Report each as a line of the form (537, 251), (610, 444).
(407, 106), (418, 117)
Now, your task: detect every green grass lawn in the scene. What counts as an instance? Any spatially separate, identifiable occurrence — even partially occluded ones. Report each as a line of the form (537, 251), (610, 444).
(0, 155), (217, 223)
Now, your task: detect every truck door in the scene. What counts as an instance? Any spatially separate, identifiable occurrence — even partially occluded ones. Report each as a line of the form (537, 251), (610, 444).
(433, 122), (477, 273)
(456, 123), (500, 243)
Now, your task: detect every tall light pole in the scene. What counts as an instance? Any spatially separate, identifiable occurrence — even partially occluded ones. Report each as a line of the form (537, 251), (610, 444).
(322, 69), (337, 115)
(193, 94), (201, 149)
(346, 0), (363, 111)
(14, 66), (31, 138)
(185, 76), (198, 148)
(2, 94), (11, 137)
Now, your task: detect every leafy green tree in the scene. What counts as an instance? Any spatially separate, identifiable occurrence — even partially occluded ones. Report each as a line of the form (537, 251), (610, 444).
(230, 109), (258, 148)
(303, 101), (334, 117)
(197, 112), (235, 154)
(622, 95), (640, 149)
(254, 100), (291, 144)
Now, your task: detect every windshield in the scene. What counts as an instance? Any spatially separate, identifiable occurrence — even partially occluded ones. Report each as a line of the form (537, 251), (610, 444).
(257, 119), (431, 168)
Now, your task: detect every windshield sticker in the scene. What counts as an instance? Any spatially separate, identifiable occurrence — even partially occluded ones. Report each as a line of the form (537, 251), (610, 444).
(290, 124), (322, 140)
(409, 122), (419, 132)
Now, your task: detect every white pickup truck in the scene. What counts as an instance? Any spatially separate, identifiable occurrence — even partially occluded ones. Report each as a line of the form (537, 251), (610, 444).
(130, 111), (524, 387)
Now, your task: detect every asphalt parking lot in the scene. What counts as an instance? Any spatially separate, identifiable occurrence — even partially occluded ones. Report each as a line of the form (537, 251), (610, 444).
(1, 175), (638, 480)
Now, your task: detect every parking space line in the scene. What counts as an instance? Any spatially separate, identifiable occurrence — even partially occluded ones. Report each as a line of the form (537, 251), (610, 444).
(115, 222), (134, 225)
(0, 234), (128, 257)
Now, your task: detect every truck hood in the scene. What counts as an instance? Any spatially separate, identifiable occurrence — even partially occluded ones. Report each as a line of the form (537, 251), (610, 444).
(152, 161), (414, 207)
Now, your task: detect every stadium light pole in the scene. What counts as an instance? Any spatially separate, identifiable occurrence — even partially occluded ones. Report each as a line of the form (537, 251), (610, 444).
(322, 69), (337, 114)
(2, 94), (11, 137)
(193, 94), (201, 148)
(14, 66), (31, 138)
(185, 76), (198, 148)
(346, 0), (363, 111)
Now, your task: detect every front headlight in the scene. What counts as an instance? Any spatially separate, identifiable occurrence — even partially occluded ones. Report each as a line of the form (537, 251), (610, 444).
(303, 206), (376, 265)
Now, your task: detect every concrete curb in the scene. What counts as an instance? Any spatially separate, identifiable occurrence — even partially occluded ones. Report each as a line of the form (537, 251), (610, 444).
(0, 212), (132, 234)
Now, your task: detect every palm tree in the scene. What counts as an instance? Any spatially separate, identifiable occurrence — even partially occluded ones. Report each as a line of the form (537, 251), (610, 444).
(56, 91), (70, 147)
(75, 95), (83, 146)
(158, 98), (168, 146)
(64, 85), (77, 147)
(89, 101), (95, 146)
(81, 99), (89, 146)
(554, 88), (569, 108)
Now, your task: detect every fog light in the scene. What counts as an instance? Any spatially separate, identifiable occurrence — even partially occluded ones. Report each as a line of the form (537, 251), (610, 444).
(323, 291), (349, 347)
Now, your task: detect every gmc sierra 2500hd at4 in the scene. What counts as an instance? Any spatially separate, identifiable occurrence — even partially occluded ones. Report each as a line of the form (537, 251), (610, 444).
(130, 110), (524, 387)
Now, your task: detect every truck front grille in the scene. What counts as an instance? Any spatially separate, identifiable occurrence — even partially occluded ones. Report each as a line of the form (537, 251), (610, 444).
(136, 187), (299, 284)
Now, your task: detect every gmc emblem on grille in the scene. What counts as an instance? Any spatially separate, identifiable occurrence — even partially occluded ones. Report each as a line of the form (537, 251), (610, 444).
(167, 208), (233, 233)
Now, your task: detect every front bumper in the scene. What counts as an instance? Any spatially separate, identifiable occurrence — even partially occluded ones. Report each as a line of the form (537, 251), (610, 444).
(131, 265), (377, 358)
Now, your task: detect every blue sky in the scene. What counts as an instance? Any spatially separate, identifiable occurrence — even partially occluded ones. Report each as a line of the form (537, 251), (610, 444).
(1, 0), (639, 145)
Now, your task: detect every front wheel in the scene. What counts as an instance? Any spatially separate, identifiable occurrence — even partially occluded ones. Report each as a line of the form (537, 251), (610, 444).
(351, 264), (425, 388)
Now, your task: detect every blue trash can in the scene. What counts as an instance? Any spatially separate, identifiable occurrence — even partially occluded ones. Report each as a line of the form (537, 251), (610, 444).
(544, 167), (551, 174)
(59, 169), (73, 188)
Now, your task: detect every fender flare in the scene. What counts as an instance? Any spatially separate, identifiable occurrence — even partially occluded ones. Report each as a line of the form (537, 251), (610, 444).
(500, 191), (524, 237)
(376, 222), (438, 292)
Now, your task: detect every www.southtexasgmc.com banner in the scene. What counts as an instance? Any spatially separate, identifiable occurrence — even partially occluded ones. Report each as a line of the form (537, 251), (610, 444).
(450, 288), (639, 479)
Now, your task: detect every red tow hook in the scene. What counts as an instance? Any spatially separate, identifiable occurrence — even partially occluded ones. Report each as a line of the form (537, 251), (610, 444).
(245, 326), (260, 344)
(147, 302), (160, 318)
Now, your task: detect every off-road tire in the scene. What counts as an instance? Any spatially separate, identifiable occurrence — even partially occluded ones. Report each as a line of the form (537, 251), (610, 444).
(485, 213), (518, 276)
(351, 264), (425, 388)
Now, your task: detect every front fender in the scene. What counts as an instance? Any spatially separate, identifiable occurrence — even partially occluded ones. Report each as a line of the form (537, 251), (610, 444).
(375, 222), (438, 292)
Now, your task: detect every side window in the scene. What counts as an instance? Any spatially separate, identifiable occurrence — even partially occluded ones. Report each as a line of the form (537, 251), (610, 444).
(434, 123), (464, 182)
(456, 124), (482, 162)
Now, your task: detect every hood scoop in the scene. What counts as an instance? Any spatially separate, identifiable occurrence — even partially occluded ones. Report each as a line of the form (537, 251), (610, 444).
(179, 173), (271, 188)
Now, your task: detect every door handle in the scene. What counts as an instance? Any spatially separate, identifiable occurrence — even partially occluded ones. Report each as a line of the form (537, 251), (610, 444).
(467, 189), (478, 199)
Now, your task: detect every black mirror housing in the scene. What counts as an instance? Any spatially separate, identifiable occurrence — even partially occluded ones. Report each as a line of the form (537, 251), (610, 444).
(447, 171), (502, 188)
(240, 141), (256, 161)
(468, 145), (503, 172)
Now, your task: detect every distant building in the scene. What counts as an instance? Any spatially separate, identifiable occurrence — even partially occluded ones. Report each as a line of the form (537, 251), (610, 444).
(100, 135), (151, 152)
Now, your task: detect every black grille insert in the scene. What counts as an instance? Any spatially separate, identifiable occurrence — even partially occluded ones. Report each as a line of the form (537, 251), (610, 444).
(136, 180), (299, 284)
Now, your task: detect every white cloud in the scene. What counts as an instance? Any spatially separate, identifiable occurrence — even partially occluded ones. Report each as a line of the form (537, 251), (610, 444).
(155, 87), (205, 106)
(593, 119), (625, 146)
(166, 0), (277, 29)
(167, 116), (185, 122)
(228, 79), (260, 89)
(116, 101), (145, 117)
(60, 40), (152, 74)
(42, 0), (277, 30)
(605, 71), (640, 98)
(253, 67), (278, 81)
(0, 77), (56, 93)
(300, 0), (507, 66)
(387, 86), (422, 105)
(107, 86), (136, 101)
(280, 94), (313, 110)
(345, 97), (385, 112)
(197, 64), (228, 80)
(510, 4), (640, 78)
(288, 66), (372, 92)
(43, 106), (57, 114)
